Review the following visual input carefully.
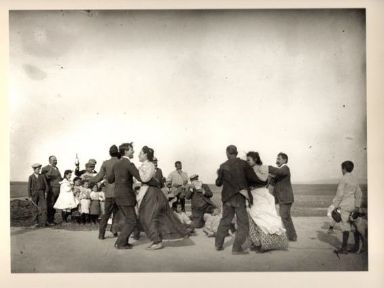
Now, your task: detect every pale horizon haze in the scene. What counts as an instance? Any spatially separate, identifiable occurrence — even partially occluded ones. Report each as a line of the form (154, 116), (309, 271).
(9, 10), (367, 184)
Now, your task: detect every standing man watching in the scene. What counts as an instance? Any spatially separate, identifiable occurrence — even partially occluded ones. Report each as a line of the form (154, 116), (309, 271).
(167, 161), (189, 211)
(89, 145), (121, 240)
(27, 163), (49, 227)
(268, 152), (297, 241)
(41, 155), (62, 225)
(153, 157), (165, 189)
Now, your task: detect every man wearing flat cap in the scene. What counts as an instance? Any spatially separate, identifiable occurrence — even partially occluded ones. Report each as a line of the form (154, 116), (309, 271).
(42, 156), (62, 225)
(28, 163), (49, 227)
(186, 174), (216, 228)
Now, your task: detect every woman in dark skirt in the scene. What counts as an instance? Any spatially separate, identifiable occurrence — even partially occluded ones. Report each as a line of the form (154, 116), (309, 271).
(136, 146), (190, 250)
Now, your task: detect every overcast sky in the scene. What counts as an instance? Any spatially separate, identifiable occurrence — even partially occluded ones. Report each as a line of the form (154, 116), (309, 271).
(9, 9), (366, 183)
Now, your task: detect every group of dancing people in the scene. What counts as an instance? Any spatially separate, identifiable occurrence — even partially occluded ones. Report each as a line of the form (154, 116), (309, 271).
(28, 142), (298, 253)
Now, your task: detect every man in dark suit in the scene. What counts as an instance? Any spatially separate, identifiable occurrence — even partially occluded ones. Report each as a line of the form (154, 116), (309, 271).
(107, 142), (160, 249)
(215, 145), (265, 255)
(89, 145), (121, 240)
(185, 174), (216, 228)
(28, 163), (49, 227)
(41, 156), (62, 225)
(75, 159), (98, 177)
(153, 158), (165, 188)
(268, 152), (297, 241)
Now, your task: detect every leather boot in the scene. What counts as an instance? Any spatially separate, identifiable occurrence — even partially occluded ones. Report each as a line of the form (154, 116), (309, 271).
(334, 231), (349, 254)
(348, 232), (360, 253)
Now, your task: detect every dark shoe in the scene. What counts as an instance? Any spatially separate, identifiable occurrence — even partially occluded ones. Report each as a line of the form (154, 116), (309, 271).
(289, 237), (297, 242)
(327, 227), (335, 234)
(232, 249), (250, 255)
(132, 232), (140, 240)
(334, 248), (348, 255)
(215, 246), (224, 251)
(348, 247), (360, 253)
(250, 245), (264, 253)
(114, 243), (133, 250)
(98, 234), (105, 240)
(348, 232), (360, 253)
(112, 232), (118, 238)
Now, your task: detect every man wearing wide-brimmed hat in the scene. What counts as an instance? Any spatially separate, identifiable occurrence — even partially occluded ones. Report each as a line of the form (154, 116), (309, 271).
(28, 163), (49, 227)
(75, 158), (98, 179)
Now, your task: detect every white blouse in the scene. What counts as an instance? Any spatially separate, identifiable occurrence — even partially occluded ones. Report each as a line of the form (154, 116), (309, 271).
(136, 160), (156, 208)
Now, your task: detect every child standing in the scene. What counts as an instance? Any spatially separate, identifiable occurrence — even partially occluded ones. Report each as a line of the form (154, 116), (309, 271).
(79, 180), (91, 224)
(98, 186), (106, 219)
(89, 184), (101, 224)
(71, 177), (83, 223)
(73, 177), (82, 202)
(332, 161), (362, 254)
(54, 170), (78, 222)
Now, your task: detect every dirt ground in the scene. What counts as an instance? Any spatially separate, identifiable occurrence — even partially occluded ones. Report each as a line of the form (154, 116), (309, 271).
(10, 216), (367, 273)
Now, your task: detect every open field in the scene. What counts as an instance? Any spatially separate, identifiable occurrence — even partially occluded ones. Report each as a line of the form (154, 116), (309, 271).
(10, 182), (368, 217)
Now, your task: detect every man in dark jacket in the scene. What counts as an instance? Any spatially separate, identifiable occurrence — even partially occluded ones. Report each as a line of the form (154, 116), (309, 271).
(75, 159), (98, 177)
(268, 152), (297, 241)
(185, 174), (216, 228)
(89, 145), (121, 240)
(41, 156), (62, 225)
(28, 163), (49, 227)
(215, 145), (265, 254)
(153, 158), (165, 188)
(107, 142), (160, 249)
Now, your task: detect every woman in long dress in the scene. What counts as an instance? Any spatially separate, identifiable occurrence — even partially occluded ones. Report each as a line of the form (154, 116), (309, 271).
(246, 152), (289, 252)
(136, 146), (190, 250)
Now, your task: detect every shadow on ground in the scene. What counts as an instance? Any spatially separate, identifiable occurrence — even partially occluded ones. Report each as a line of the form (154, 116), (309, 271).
(317, 230), (341, 248)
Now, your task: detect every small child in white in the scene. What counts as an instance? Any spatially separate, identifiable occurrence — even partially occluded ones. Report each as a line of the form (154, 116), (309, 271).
(79, 180), (91, 224)
(89, 184), (101, 224)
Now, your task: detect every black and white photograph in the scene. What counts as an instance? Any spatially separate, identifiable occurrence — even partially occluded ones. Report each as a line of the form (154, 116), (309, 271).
(8, 8), (370, 273)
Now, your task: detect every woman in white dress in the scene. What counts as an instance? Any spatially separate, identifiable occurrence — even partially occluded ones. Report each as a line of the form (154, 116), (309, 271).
(246, 152), (288, 252)
(54, 170), (79, 222)
(136, 146), (190, 250)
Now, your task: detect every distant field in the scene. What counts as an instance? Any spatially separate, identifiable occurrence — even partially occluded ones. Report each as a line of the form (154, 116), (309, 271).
(10, 182), (367, 217)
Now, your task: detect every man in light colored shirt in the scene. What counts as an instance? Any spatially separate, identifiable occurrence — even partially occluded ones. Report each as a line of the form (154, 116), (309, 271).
(166, 161), (189, 211)
(332, 160), (362, 254)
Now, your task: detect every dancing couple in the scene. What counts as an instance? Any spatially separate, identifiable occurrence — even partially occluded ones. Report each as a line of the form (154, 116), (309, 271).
(215, 145), (295, 254)
(107, 143), (189, 250)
